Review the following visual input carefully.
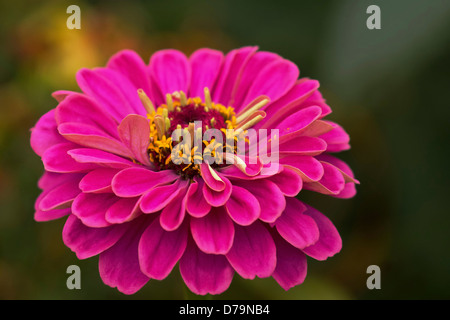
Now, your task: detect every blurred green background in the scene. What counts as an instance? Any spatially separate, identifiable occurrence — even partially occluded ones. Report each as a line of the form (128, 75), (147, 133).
(1, 0), (449, 299)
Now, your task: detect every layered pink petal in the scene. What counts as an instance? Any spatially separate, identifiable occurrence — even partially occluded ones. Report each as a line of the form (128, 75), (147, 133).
(149, 49), (190, 95)
(42, 143), (97, 173)
(301, 205), (342, 260)
(105, 197), (142, 224)
(186, 177), (211, 218)
(225, 185), (260, 226)
(107, 49), (152, 97)
(259, 79), (320, 129)
(320, 121), (350, 152)
(303, 161), (346, 195)
(240, 58), (299, 109)
(280, 155), (324, 182)
(58, 123), (132, 159)
(268, 166), (303, 197)
(117, 114), (152, 167)
(159, 181), (189, 231)
(202, 173), (232, 207)
(63, 215), (128, 259)
(76, 68), (135, 121)
(79, 168), (119, 193)
(38, 177), (81, 211)
(72, 192), (118, 227)
(112, 167), (178, 197)
(30, 109), (66, 157)
(232, 179), (285, 223)
(180, 238), (234, 295)
(55, 92), (118, 138)
(232, 51), (282, 109)
(272, 232), (308, 291)
(96, 67), (147, 116)
(213, 46), (258, 106)
(226, 221), (276, 279)
(277, 136), (327, 156)
(99, 216), (151, 294)
(140, 179), (189, 213)
(138, 218), (188, 280)
(51, 90), (76, 102)
(190, 206), (234, 255)
(189, 48), (224, 98)
(275, 197), (319, 249)
(34, 207), (70, 222)
(68, 148), (135, 169)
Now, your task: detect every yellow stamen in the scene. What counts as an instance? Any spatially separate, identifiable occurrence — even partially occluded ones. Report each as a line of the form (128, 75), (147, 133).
(166, 94), (174, 111)
(236, 98), (270, 123)
(234, 115), (264, 136)
(204, 87), (212, 111)
(180, 91), (188, 106)
(154, 115), (165, 139)
(137, 89), (155, 115)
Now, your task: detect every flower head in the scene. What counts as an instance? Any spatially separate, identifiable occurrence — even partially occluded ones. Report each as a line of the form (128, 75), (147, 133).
(31, 47), (358, 295)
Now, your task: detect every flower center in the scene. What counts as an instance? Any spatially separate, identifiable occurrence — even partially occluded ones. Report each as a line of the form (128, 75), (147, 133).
(138, 88), (269, 179)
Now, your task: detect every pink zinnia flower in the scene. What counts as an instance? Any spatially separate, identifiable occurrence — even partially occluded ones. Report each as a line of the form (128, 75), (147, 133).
(30, 47), (358, 295)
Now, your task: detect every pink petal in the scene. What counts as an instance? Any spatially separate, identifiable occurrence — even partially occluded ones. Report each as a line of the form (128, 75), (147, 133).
(39, 177), (81, 211)
(58, 122), (132, 159)
(277, 136), (327, 156)
(226, 221), (276, 279)
(51, 90), (76, 102)
(96, 67), (147, 116)
(320, 121), (350, 152)
(30, 109), (66, 157)
(79, 168), (119, 193)
(300, 89), (332, 118)
(190, 206), (234, 255)
(179, 238), (234, 295)
(301, 205), (342, 260)
(268, 166), (303, 197)
(202, 173), (232, 207)
(274, 106), (322, 137)
(232, 51), (282, 110)
(225, 185), (260, 226)
(105, 197), (142, 224)
(99, 216), (151, 294)
(38, 171), (82, 190)
(76, 68), (135, 121)
(72, 192), (118, 227)
(112, 167), (179, 197)
(117, 114), (152, 167)
(272, 232), (308, 291)
(68, 148), (135, 169)
(140, 179), (189, 213)
(275, 197), (319, 249)
(138, 218), (188, 280)
(186, 177), (211, 218)
(55, 93), (119, 138)
(259, 79), (320, 129)
(159, 181), (189, 231)
(303, 161), (346, 195)
(232, 179), (285, 223)
(199, 163), (225, 191)
(42, 143), (97, 173)
(280, 155), (324, 182)
(240, 58), (299, 108)
(213, 46), (258, 106)
(189, 48), (224, 98)
(107, 49), (152, 97)
(149, 49), (190, 95)
(35, 207), (70, 222)
(63, 214), (128, 259)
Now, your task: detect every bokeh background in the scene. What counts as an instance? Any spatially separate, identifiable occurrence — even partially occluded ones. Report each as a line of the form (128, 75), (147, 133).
(1, 0), (449, 299)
